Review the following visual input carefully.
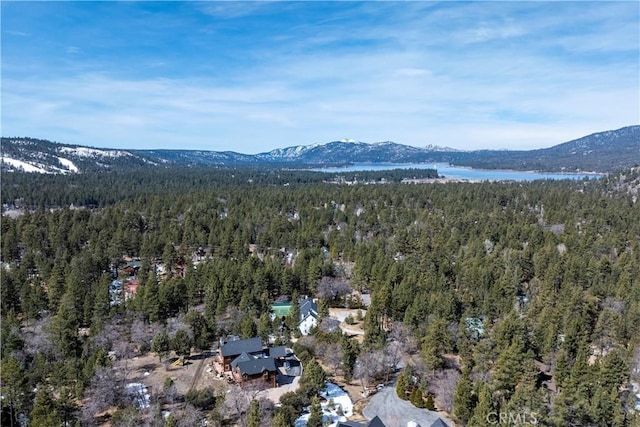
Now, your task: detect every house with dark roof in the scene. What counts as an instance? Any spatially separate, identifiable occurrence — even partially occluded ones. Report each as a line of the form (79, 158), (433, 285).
(232, 356), (278, 388)
(298, 296), (318, 335)
(367, 416), (387, 427)
(430, 419), (449, 427)
(218, 337), (263, 371)
(336, 415), (387, 427)
(270, 296), (319, 335)
(267, 346), (288, 359)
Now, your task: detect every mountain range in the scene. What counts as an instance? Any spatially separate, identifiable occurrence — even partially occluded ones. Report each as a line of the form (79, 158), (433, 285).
(2, 125), (638, 174)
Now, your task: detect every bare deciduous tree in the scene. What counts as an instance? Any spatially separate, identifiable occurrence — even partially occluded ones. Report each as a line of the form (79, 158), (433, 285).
(317, 277), (352, 306)
(176, 403), (204, 427)
(216, 306), (245, 336)
(130, 317), (156, 353)
(324, 342), (344, 376)
(389, 321), (419, 354)
(92, 317), (124, 351)
(382, 341), (404, 382)
(354, 350), (385, 391)
(428, 368), (460, 413)
(81, 366), (126, 426)
(221, 383), (263, 427)
(23, 316), (57, 359)
(318, 317), (341, 334)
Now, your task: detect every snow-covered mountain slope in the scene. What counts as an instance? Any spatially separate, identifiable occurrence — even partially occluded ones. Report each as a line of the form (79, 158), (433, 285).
(1, 137), (154, 173)
(2, 126), (638, 174)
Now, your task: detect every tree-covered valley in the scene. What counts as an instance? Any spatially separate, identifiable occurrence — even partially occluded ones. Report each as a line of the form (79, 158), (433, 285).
(1, 167), (639, 426)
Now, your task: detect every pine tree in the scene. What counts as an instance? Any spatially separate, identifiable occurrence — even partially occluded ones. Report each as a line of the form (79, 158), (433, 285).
(599, 348), (629, 390)
(492, 337), (528, 402)
(396, 371), (408, 400)
(91, 273), (111, 334)
(30, 388), (62, 427)
(301, 358), (327, 396)
(421, 318), (452, 372)
(554, 348), (570, 389)
(172, 329), (193, 364)
(341, 334), (359, 382)
(240, 313), (257, 339)
(0, 356), (30, 427)
(453, 369), (476, 425)
(424, 393), (435, 410)
(52, 285), (81, 358)
(469, 383), (495, 427)
(272, 411), (290, 427)
(247, 399), (261, 427)
(257, 312), (272, 342)
(151, 330), (171, 362)
(142, 271), (161, 322)
(307, 395), (323, 427)
(410, 388), (425, 408)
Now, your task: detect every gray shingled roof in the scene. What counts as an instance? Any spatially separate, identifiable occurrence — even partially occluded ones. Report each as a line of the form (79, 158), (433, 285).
(299, 297), (318, 321)
(268, 346), (287, 358)
(231, 352), (253, 371)
(336, 422), (364, 427)
(236, 357), (277, 376)
(367, 416), (387, 427)
(221, 337), (262, 357)
(430, 419), (448, 427)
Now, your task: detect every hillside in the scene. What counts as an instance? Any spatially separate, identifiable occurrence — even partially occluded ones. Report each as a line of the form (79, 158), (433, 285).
(2, 126), (638, 174)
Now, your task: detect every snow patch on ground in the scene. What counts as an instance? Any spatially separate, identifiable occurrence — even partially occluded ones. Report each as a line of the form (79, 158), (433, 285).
(125, 383), (150, 409)
(295, 382), (354, 427)
(57, 157), (79, 172)
(2, 157), (48, 173)
(58, 146), (131, 158)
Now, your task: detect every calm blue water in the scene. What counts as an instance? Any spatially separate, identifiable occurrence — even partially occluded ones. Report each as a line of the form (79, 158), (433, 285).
(311, 163), (602, 182)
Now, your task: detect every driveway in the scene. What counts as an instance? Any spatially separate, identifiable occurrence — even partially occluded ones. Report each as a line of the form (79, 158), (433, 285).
(362, 383), (452, 427)
(261, 374), (301, 403)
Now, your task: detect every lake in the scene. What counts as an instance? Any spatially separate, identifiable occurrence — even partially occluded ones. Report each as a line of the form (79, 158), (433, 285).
(311, 163), (603, 182)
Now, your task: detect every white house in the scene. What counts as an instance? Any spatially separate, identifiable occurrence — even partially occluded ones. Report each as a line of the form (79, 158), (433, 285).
(298, 297), (318, 335)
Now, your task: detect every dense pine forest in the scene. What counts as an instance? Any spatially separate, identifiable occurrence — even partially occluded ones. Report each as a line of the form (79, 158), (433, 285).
(1, 167), (639, 426)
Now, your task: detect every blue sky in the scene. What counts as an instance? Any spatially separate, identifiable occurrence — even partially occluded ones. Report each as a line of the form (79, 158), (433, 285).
(2, 1), (638, 153)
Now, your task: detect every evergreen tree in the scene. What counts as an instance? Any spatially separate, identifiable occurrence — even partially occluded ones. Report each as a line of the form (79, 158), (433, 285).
(469, 383), (495, 427)
(396, 371), (408, 400)
(300, 358), (327, 396)
(492, 337), (529, 402)
(240, 313), (257, 339)
(0, 356), (30, 427)
(453, 369), (476, 425)
(52, 285), (81, 358)
(151, 330), (171, 362)
(341, 334), (359, 382)
(410, 388), (425, 408)
(247, 399), (261, 427)
(142, 271), (161, 322)
(421, 318), (453, 372)
(30, 388), (62, 427)
(307, 395), (323, 427)
(257, 312), (273, 343)
(272, 411), (290, 427)
(172, 329), (193, 364)
(91, 273), (111, 334)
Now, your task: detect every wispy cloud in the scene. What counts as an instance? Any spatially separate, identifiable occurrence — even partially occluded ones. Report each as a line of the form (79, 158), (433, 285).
(1, 1), (638, 152)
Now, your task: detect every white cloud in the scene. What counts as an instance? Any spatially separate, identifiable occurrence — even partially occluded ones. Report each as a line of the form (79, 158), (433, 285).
(2, 1), (638, 152)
